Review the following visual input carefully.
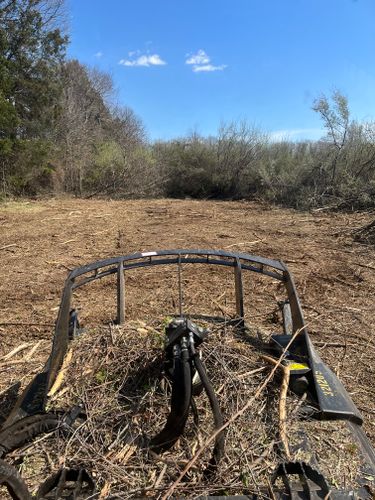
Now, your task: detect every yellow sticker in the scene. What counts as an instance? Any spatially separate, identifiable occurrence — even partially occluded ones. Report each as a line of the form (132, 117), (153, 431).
(289, 362), (309, 371)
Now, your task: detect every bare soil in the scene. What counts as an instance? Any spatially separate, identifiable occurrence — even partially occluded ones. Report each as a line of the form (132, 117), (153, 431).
(0, 198), (375, 497)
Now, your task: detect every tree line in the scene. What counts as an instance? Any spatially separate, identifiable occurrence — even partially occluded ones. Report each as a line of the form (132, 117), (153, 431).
(1, 0), (374, 210)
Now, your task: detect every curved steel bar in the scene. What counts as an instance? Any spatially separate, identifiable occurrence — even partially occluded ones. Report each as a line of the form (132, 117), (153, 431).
(72, 258), (284, 290)
(69, 249), (286, 280)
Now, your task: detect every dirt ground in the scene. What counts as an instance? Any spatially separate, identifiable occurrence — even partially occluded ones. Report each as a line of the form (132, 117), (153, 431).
(0, 197), (375, 495)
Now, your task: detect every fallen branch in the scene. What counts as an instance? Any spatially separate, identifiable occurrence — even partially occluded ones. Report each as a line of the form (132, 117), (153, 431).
(314, 341), (351, 348)
(2, 342), (32, 361)
(0, 359), (44, 368)
(0, 322), (54, 327)
(59, 239), (77, 245)
(237, 366), (266, 380)
(154, 463), (168, 489)
(261, 355), (291, 459)
(24, 340), (43, 361)
(0, 244), (18, 251)
(356, 262), (375, 272)
(249, 439), (276, 468)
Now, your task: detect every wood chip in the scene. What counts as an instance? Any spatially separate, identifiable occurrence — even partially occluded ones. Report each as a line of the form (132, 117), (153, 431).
(2, 342), (32, 361)
(47, 349), (73, 396)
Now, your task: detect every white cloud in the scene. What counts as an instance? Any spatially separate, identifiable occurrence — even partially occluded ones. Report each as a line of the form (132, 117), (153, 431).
(186, 49), (226, 73)
(193, 64), (227, 73)
(94, 51), (103, 58)
(119, 53), (166, 67)
(186, 49), (210, 65)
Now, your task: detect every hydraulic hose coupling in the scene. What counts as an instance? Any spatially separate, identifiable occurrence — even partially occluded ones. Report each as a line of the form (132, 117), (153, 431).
(188, 331), (196, 355)
(172, 344), (181, 372)
(172, 344), (181, 357)
(180, 336), (189, 360)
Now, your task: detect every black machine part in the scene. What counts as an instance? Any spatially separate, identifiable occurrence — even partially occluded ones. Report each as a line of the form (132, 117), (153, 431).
(270, 332), (363, 424)
(0, 459), (32, 500)
(0, 406), (82, 459)
(272, 461), (330, 499)
(36, 468), (96, 499)
(150, 318), (225, 474)
(271, 307), (363, 426)
(150, 340), (192, 453)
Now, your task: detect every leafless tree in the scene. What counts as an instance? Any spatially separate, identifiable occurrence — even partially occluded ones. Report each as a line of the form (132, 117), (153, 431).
(57, 61), (112, 193)
(312, 90), (350, 184)
(217, 120), (267, 196)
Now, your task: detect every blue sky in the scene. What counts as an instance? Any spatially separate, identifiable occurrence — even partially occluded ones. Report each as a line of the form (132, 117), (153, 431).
(67, 0), (375, 142)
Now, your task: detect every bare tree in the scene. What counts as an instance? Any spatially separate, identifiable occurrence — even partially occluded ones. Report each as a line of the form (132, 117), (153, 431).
(347, 121), (375, 181)
(312, 90), (350, 184)
(217, 120), (266, 196)
(57, 61), (112, 193)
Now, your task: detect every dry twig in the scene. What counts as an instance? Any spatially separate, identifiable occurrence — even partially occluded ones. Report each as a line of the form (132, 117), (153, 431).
(261, 355), (291, 459)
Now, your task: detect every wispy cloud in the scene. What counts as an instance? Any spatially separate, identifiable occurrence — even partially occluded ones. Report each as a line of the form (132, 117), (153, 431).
(94, 51), (103, 58)
(270, 128), (324, 142)
(193, 64), (227, 73)
(186, 49), (226, 73)
(119, 52), (166, 67)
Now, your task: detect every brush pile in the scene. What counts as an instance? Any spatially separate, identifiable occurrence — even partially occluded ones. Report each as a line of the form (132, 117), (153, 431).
(354, 219), (375, 244)
(4, 319), (360, 498)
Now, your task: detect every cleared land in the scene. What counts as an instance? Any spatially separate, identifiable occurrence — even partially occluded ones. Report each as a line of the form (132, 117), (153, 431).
(0, 198), (375, 496)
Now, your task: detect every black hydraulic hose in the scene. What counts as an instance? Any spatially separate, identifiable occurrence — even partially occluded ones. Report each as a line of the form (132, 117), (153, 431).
(150, 345), (192, 453)
(193, 353), (225, 474)
(0, 459), (32, 500)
